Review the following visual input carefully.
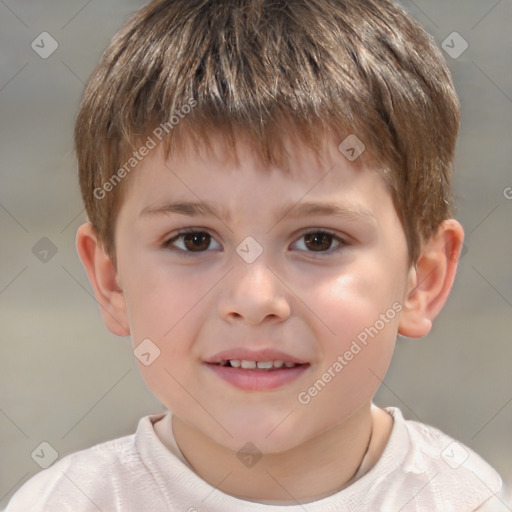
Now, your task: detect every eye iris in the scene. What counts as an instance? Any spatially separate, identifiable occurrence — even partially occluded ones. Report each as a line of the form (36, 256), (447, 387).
(184, 232), (210, 251)
(305, 232), (332, 251)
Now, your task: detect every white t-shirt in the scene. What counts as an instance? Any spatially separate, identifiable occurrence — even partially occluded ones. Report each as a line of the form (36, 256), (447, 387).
(5, 407), (505, 512)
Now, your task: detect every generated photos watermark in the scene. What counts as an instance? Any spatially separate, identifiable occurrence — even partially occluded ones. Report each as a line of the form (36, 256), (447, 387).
(297, 301), (403, 405)
(93, 97), (197, 200)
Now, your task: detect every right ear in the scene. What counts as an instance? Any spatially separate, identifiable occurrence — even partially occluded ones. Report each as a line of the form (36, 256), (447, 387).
(76, 222), (130, 337)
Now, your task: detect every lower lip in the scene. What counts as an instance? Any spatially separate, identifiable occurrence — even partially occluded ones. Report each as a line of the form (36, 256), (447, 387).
(205, 363), (309, 391)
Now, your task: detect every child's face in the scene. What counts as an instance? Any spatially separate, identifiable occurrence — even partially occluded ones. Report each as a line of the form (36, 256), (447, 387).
(113, 133), (413, 453)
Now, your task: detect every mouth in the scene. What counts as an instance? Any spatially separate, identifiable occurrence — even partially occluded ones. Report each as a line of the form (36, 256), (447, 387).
(217, 359), (305, 369)
(204, 358), (310, 390)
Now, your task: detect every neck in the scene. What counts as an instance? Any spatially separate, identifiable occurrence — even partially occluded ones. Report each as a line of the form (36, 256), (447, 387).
(170, 403), (392, 504)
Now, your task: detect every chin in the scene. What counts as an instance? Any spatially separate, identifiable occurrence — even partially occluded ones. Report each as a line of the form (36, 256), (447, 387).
(214, 408), (314, 453)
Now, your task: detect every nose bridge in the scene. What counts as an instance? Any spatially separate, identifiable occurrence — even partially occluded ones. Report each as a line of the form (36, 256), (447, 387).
(234, 255), (275, 293)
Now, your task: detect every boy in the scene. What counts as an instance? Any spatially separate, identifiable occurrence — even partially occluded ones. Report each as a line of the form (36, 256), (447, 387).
(6, 0), (506, 510)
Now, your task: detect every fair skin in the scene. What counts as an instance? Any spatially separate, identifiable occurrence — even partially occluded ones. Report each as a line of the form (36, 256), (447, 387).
(77, 131), (464, 504)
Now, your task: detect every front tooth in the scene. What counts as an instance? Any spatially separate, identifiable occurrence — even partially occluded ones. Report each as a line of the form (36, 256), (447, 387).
(241, 360), (257, 369)
(273, 360), (284, 368)
(284, 361), (296, 368)
(230, 360), (241, 367)
(256, 361), (273, 369)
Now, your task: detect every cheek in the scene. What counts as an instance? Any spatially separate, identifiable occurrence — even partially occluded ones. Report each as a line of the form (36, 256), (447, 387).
(298, 274), (400, 423)
(310, 264), (403, 344)
(300, 260), (403, 402)
(121, 259), (216, 342)
(121, 262), (221, 401)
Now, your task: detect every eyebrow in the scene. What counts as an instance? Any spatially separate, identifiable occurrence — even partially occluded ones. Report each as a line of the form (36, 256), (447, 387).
(139, 200), (376, 225)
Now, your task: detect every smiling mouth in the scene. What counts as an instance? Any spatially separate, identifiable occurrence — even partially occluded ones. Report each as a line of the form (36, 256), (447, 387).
(211, 360), (308, 370)
(206, 358), (310, 390)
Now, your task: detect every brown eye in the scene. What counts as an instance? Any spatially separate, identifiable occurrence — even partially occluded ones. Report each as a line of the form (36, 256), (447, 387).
(293, 230), (345, 253)
(164, 230), (221, 254)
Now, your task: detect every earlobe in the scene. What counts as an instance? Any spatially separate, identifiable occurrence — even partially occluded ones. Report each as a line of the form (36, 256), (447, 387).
(398, 219), (464, 339)
(75, 223), (130, 337)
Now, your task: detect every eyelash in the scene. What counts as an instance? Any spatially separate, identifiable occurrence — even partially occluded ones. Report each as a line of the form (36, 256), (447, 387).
(162, 228), (348, 256)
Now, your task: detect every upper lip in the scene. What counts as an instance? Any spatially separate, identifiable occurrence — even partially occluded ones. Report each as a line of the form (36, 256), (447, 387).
(204, 348), (309, 365)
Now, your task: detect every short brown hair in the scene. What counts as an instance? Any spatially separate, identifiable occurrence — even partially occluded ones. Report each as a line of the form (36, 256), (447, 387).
(75, 0), (460, 266)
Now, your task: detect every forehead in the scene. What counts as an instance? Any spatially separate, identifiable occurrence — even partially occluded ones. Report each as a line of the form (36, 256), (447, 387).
(118, 131), (395, 232)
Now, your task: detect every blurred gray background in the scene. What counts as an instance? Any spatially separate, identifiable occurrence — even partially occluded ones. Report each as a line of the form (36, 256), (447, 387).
(0, 0), (511, 508)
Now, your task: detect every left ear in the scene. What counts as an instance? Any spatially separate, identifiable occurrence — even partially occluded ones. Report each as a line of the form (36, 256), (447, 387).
(398, 219), (464, 338)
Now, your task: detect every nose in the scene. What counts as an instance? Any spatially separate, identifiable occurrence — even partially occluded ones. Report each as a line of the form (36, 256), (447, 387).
(217, 260), (291, 326)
